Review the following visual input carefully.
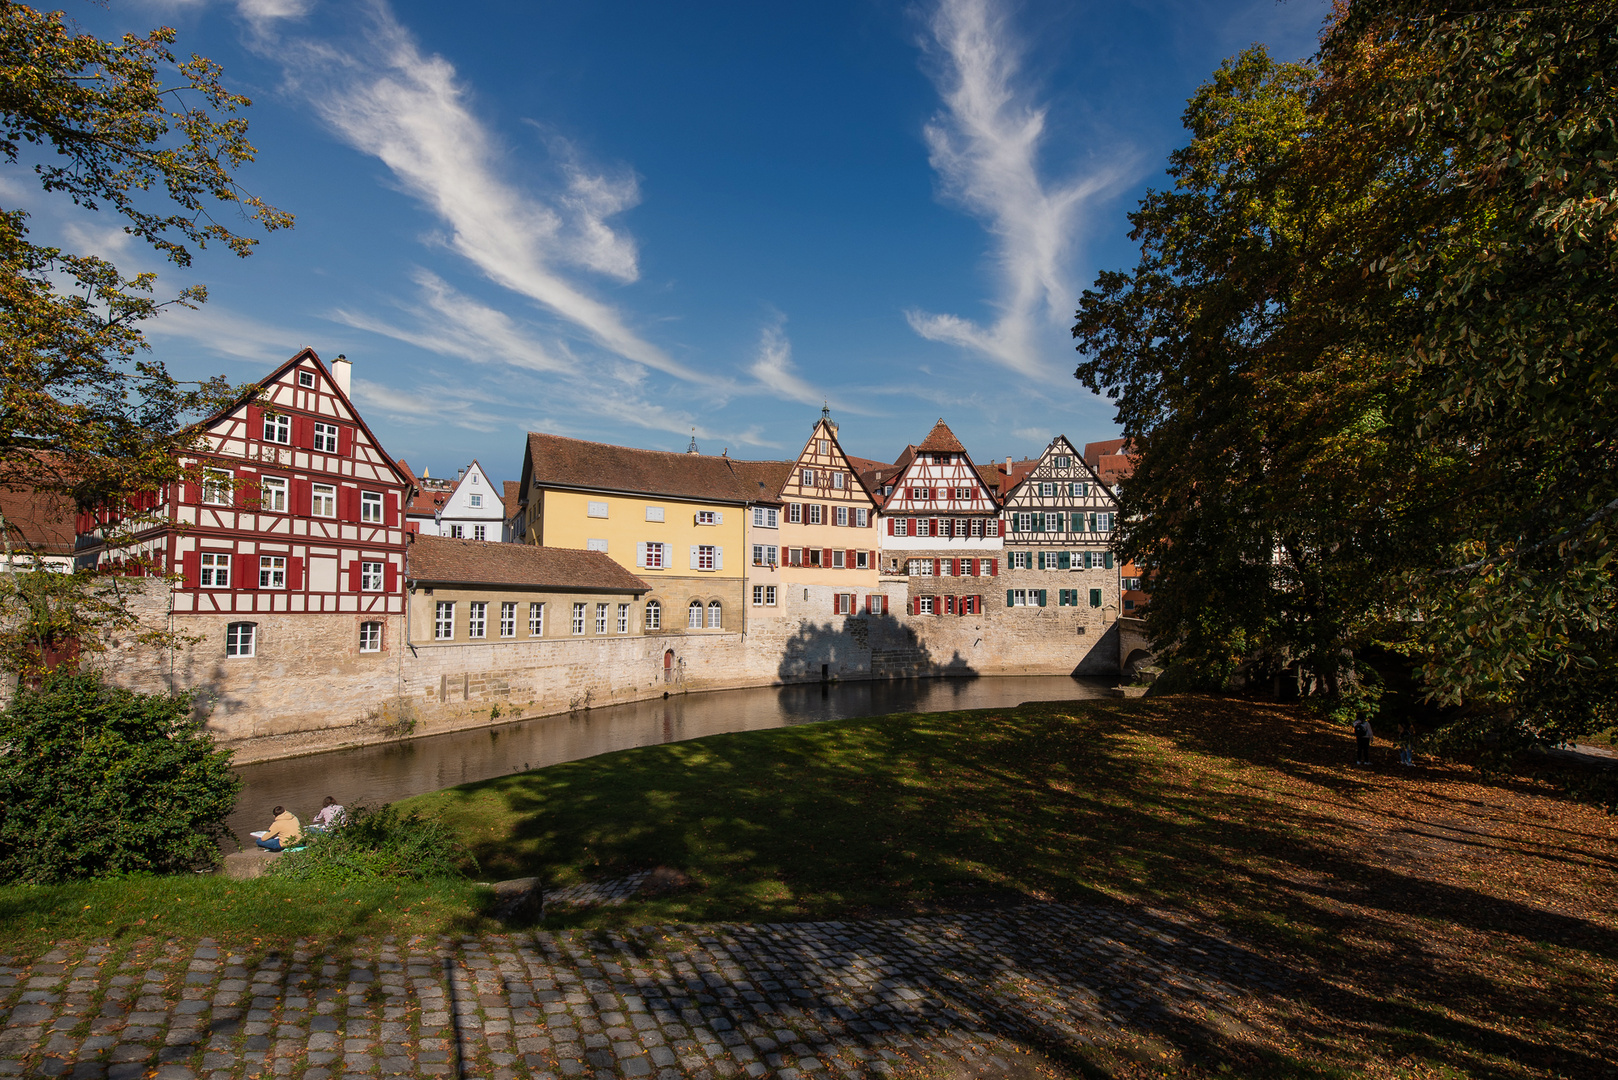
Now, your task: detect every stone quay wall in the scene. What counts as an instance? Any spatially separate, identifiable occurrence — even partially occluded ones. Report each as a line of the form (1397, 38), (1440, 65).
(84, 579), (1130, 748)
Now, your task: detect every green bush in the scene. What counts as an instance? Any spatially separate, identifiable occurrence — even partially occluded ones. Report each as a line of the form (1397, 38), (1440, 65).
(0, 673), (239, 883)
(265, 803), (470, 884)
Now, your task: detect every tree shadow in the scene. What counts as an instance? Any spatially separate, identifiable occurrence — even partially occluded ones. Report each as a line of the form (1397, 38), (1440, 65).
(776, 611), (979, 683)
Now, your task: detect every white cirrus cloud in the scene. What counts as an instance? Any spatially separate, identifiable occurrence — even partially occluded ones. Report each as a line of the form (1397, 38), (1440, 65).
(248, 0), (711, 386)
(908, 0), (1136, 377)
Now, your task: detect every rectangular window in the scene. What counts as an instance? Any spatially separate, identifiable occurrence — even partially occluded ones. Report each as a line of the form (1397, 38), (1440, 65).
(855, 508), (869, 528)
(587, 500), (608, 518)
(834, 593), (853, 615)
(529, 602), (544, 636)
(808, 504), (823, 525)
(1071, 482), (1085, 498)
(199, 552), (230, 588)
(835, 506), (848, 527)
(697, 545), (716, 571)
(202, 468), (232, 506)
(449, 525), (464, 539)
(970, 518), (983, 537)
(802, 468), (815, 487)
(696, 510), (717, 525)
(645, 601), (661, 630)
(953, 487), (969, 500)
(808, 548), (822, 567)
(765, 585), (776, 606)
(708, 603), (721, 629)
(435, 601), (454, 640)
(788, 503), (802, 524)
(1042, 482), (1055, 497)
(299, 370), (315, 388)
(1012, 589), (1028, 607)
(595, 603), (608, 634)
(750, 544), (778, 566)
(500, 601), (516, 638)
(1090, 588), (1103, 608)
(916, 519), (930, 537)
(752, 507), (779, 528)
(259, 555), (287, 589)
(1045, 512), (1060, 532)
(1098, 513), (1113, 531)
(908, 558), (933, 576)
(360, 491), (384, 523)
(1010, 551), (1031, 570)
(312, 422), (339, 453)
(911, 487), (926, 500)
(473, 525), (487, 541)
(263, 412), (290, 444)
(360, 561), (383, 591)
(832, 550), (845, 568)
(468, 602), (486, 639)
(617, 604), (629, 633)
(360, 621), (383, 652)
(226, 622), (255, 657)
(894, 518), (909, 537)
(259, 476), (287, 513)
(644, 542), (666, 569)
(833, 473), (845, 490)
(918, 596), (935, 614)
(1018, 512), (1033, 532)
(587, 538), (608, 552)
(646, 506), (665, 522)
(469, 494), (483, 508)
(1056, 455), (1071, 468)
(818, 439), (829, 454)
(311, 483), (336, 517)
(855, 550), (869, 569)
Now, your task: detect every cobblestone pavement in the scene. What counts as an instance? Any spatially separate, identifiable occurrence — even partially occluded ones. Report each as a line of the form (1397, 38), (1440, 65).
(0, 902), (1279, 1079)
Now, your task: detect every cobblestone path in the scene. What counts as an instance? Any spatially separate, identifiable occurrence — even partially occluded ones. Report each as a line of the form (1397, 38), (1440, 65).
(0, 902), (1277, 1079)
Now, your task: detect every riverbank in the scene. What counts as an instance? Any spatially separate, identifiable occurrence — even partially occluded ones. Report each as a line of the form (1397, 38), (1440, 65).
(3, 696), (1615, 1079)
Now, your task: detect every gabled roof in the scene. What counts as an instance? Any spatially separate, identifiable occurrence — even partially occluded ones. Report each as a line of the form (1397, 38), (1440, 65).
(916, 419), (966, 453)
(407, 534), (649, 593)
(502, 481), (521, 520)
(1084, 437), (1135, 485)
(977, 459), (1038, 500)
(523, 432), (785, 505)
(726, 459), (794, 506)
(0, 486), (76, 556)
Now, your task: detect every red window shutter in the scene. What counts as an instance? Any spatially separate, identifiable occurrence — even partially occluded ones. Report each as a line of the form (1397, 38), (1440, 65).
(385, 562), (398, 593)
(234, 467), (257, 509)
(887, 517), (894, 535)
(287, 557), (304, 591)
(386, 492), (400, 527)
(348, 560), (362, 592)
(181, 551), (199, 590)
(183, 474), (201, 505)
(909, 597), (917, 616)
(340, 487), (358, 522)
(881, 595), (889, 615)
(293, 415), (311, 448)
(293, 478), (311, 516)
(246, 404), (262, 441)
(338, 425), (354, 458)
(832, 592), (840, 614)
(823, 548), (833, 568)
(933, 558), (941, 577)
(989, 558), (999, 576)
(236, 552), (258, 590)
(846, 548), (856, 568)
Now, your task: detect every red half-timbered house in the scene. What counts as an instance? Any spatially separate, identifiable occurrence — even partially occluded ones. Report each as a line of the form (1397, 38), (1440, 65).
(84, 349), (411, 659)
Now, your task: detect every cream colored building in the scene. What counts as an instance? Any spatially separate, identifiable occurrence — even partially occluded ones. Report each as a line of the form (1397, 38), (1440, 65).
(776, 412), (881, 611)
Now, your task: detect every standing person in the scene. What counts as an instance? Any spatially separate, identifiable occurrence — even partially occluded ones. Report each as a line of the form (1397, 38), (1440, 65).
(1398, 720), (1415, 766)
(310, 796), (346, 832)
(251, 806), (302, 852)
(1353, 716), (1374, 766)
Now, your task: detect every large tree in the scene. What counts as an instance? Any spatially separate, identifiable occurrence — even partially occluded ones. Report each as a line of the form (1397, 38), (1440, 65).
(1075, 1), (1618, 757)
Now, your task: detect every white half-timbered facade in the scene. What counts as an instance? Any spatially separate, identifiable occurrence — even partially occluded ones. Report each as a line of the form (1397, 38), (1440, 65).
(88, 349), (410, 632)
(999, 435), (1121, 615)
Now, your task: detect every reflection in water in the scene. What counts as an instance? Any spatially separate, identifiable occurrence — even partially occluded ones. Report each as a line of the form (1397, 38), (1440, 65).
(229, 675), (1111, 841)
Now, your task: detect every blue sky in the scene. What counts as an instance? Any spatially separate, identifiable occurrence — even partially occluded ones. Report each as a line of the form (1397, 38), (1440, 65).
(35, 0), (1328, 484)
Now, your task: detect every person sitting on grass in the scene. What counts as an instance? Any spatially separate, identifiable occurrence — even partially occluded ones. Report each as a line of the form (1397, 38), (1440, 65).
(251, 806), (302, 852)
(309, 796), (346, 832)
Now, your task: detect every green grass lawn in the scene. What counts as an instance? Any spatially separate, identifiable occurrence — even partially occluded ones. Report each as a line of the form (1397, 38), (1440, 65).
(2, 695), (1614, 1080)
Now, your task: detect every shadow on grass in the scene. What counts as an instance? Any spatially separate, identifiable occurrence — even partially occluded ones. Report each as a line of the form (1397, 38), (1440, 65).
(409, 695), (1618, 1079)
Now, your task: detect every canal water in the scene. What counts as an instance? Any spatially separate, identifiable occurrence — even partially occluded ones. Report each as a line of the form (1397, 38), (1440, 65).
(229, 675), (1111, 840)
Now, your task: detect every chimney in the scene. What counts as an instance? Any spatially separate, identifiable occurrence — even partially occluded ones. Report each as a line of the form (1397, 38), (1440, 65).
(1005, 456), (1012, 473)
(331, 353), (352, 396)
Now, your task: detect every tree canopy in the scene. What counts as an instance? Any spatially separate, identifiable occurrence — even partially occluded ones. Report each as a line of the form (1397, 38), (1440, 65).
(1074, 0), (1618, 756)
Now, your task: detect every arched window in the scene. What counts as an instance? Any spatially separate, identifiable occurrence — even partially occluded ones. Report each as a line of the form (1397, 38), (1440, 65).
(645, 600), (661, 630)
(226, 622), (256, 658)
(688, 600), (704, 629)
(707, 601), (722, 628)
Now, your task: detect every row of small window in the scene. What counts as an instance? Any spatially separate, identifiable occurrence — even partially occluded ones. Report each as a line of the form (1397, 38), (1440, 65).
(430, 599), (725, 639)
(258, 413), (343, 451)
(889, 518), (998, 537)
(589, 502), (725, 526)
(798, 468), (853, 491)
(1005, 550), (1114, 570)
(198, 468), (387, 522)
(905, 487), (980, 502)
(633, 543), (723, 570)
(784, 503), (869, 527)
(225, 620), (384, 658)
(197, 553), (390, 590)
(752, 547), (875, 569)
(908, 595), (984, 615)
(445, 524), (489, 540)
(905, 557), (999, 577)
(1010, 512), (1114, 533)
(1026, 480), (1094, 499)
(1007, 589), (1107, 608)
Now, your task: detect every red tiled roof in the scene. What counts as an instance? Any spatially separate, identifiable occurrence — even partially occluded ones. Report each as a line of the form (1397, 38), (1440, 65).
(725, 459), (794, 505)
(525, 432), (787, 505)
(1083, 438), (1134, 485)
(916, 420), (966, 453)
(502, 481), (521, 519)
(0, 486), (76, 556)
(407, 535), (648, 592)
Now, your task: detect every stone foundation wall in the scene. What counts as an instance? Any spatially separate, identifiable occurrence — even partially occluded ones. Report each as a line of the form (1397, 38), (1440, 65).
(90, 577), (1124, 747)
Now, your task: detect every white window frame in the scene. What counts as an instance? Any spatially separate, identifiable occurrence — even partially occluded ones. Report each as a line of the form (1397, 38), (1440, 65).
(469, 494), (483, 508)
(696, 510), (717, 525)
(645, 600), (661, 630)
(688, 601), (704, 629)
(918, 596), (935, 615)
(644, 542), (666, 569)
(835, 506), (848, 527)
(312, 422), (339, 453)
(500, 601), (516, 638)
(855, 551), (869, 569)
(263, 412), (291, 444)
(907, 558), (933, 577)
(435, 601), (455, 640)
(808, 504), (823, 525)
(617, 604), (629, 634)
(529, 602), (545, 636)
(359, 621), (383, 653)
(298, 370), (315, 388)
(360, 491), (384, 524)
(801, 469), (814, 487)
(788, 503), (802, 524)
(587, 500), (609, 518)
(473, 525), (487, 541)
(259, 555), (286, 590)
(697, 545), (716, 571)
(707, 601), (722, 629)
(360, 561), (383, 592)
(259, 476), (287, 513)
(855, 508), (869, 528)
(571, 602), (586, 635)
(449, 525), (464, 539)
(833, 473), (845, 490)
(893, 518), (909, 537)
(311, 483), (336, 517)
(1045, 512), (1060, 532)
(468, 601), (487, 639)
(595, 603), (608, 634)
(202, 467), (232, 506)
(225, 621), (256, 658)
(916, 519), (930, 537)
(199, 552), (230, 588)
(646, 506), (665, 522)
(832, 550), (845, 568)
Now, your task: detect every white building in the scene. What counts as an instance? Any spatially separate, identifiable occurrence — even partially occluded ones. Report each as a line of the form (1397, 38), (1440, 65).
(418, 461), (507, 541)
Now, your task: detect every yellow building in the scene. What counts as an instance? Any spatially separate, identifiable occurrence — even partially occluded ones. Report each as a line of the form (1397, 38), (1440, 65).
(776, 412), (882, 606)
(515, 433), (786, 636)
